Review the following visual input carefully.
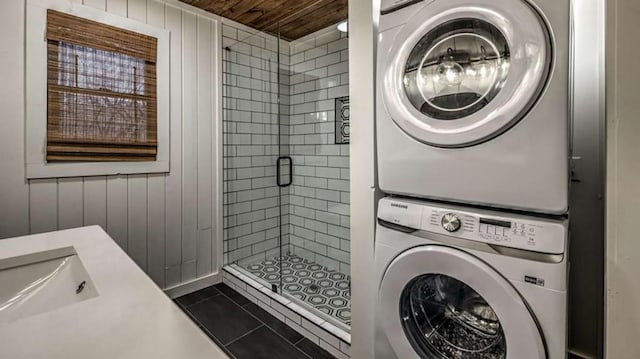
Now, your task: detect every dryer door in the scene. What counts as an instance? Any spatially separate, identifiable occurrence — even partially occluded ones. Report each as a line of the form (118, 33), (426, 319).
(379, 245), (546, 359)
(381, 0), (552, 147)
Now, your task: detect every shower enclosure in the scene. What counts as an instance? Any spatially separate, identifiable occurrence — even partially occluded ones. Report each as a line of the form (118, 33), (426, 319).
(222, 23), (351, 330)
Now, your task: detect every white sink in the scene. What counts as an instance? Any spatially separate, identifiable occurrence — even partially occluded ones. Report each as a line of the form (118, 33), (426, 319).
(0, 246), (98, 323)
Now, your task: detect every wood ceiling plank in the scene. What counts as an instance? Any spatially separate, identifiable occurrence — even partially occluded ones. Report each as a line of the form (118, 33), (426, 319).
(249, 0), (318, 28)
(180, 0), (227, 14)
(179, 0), (348, 40)
(216, 0), (245, 17)
(280, 0), (347, 39)
(234, 0), (289, 26)
(276, 0), (336, 29)
(220, 0), (269, 20)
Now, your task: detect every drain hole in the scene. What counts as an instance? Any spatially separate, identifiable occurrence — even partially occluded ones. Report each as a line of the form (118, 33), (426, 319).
(308, 284), (320, 292)
(76, 280), (86, 294)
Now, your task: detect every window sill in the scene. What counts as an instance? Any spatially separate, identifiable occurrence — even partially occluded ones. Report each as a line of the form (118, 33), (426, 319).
(26, 160), (169, 179)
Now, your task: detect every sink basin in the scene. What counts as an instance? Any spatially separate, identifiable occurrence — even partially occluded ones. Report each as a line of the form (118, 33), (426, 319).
(0, 246), (98, 323)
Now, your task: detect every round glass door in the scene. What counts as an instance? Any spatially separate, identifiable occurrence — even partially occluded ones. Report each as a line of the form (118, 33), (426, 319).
(382, 0), (551, 147)
(378, 245), (546, 359)
(400, 274), (506, 359)
(404, 19), (510, 121)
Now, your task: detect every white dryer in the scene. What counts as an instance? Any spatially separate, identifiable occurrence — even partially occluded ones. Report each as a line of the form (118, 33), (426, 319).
(375, 197), (568, 358)
(376, 0), (570, 214)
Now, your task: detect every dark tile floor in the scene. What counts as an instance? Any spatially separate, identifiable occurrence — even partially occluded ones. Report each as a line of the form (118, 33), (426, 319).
(175, 283), (337, 359)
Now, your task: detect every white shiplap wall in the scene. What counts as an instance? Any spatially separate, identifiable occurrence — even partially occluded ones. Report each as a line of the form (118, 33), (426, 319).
(0, 0), (222, 290)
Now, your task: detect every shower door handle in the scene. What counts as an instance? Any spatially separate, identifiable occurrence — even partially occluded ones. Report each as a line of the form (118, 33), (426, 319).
(276, 156), (293, 187)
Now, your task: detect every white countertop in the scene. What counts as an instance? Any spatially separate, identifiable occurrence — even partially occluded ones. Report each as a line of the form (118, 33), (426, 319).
(0, 226), (228, 359)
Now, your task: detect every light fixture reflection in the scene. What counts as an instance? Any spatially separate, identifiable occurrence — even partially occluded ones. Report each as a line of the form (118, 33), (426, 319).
(337, 21), (348, 33)
(435, 48), (463, 86)
(469, 46), (496, 79)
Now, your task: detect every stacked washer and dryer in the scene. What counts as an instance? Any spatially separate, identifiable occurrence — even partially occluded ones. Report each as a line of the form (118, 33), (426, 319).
(374, 0), (571, 358)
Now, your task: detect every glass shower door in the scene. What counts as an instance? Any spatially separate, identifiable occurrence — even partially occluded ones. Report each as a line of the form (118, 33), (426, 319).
(222, 26), (283, 291)
(275, 25), (352, 330)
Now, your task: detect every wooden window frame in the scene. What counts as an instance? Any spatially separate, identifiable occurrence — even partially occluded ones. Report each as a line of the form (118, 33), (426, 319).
(26, 0), (170, 179)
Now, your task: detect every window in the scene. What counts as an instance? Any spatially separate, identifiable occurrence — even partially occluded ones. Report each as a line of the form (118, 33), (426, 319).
(46, 10), (158, 162)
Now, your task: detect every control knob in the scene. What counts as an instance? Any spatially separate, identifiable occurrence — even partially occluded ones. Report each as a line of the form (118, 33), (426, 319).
(441, 213), (462, 232)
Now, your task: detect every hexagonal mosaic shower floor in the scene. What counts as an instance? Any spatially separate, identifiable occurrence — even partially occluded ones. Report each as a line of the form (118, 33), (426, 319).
(243, 255), (351, 326)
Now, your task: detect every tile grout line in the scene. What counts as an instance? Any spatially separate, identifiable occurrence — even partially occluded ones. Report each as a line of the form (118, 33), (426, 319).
(223, 323), (265, 347)
(214, 285), (325, 359)
(178, 299), (238, 359)
(196, 324), (239, 359)
(177, 292), (223, 309)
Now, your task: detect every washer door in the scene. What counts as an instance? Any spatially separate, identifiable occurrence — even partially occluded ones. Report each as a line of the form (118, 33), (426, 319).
(379, 245), (546, 358)
(382, 0), (551, 147)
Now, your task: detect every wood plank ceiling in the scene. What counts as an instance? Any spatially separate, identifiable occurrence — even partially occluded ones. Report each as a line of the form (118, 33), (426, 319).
(180, 0), (348, 41)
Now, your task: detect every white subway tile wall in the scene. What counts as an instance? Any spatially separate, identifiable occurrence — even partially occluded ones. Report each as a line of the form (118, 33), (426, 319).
(223, 23), (351, 274)
(287, 28), (350, 274)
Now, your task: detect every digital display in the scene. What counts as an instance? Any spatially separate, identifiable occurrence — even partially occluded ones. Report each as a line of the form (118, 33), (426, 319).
(479, 218), (512, 228)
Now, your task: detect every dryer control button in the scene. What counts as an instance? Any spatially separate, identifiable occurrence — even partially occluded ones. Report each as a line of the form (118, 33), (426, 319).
(441, 213), (462, 232)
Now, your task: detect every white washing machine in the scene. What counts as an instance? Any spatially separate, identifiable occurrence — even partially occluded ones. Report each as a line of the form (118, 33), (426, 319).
(376, 0), (571, 214)
(375, 197), (568, 358)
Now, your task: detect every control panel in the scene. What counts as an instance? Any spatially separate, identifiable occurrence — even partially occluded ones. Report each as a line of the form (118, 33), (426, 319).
(378, 198), (567, 254)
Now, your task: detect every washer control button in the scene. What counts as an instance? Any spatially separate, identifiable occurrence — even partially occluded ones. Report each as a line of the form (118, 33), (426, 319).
(441, 213), (462, 232)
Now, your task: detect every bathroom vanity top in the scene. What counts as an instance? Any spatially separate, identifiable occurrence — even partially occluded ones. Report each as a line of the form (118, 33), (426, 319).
(0, 226), (228, 359)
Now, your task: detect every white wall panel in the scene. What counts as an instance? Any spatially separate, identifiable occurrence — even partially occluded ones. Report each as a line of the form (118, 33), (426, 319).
(607, 0), (640, 356)
(83, 177), (107, 229)
(181, 10), (199, 281)
(127, 174), (148, 270)
(29, 179), (58, 234)
(107, 175), (128, 250)
(0, 0), (29, 239)
(57, 178), (84, 229)
(146, 0), (167, 289)
(103, 0), (128, 256)
(147, 174), (167, 286)
(105, 0), (126, 15)
(348, 0), (379, 357)
(146, 0), (163, 27)
(82, 0), (105, 10)
(197, 228), (212, 276)
(164, 3), (184, 287)
(197, 15), (213, 231)
(127, 0), (146, 22)
(196, 15), (213, 276)
(2, 0), (222, 291)
(118, 0), (155, 281)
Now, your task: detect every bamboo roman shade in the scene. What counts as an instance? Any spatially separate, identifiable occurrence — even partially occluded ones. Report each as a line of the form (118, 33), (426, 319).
(46, 10), (158, 162)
